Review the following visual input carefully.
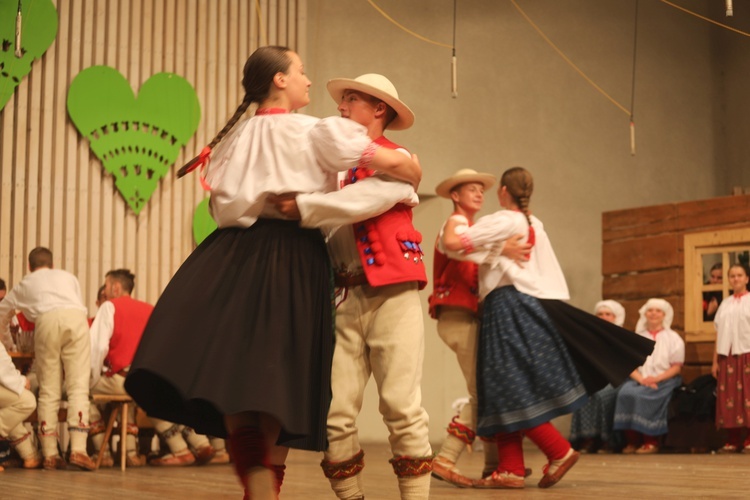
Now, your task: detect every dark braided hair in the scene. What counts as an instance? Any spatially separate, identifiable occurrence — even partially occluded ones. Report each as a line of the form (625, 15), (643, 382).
(178, 46), (293, 177)
(500, 167), (534, 228)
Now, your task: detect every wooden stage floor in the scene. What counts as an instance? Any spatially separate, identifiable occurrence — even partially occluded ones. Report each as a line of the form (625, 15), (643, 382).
(2, 442), (749, 499)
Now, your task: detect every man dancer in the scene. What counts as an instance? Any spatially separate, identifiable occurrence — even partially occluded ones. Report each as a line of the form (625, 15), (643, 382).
(280, 74), (431, 499)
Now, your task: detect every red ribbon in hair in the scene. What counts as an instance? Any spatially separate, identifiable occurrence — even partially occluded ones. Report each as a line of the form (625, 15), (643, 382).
(177, 146), (212, 179)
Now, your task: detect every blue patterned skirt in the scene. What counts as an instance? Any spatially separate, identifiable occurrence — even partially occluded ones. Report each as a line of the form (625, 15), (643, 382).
(569, 384), (619, 444)
(476, 286), (654, 437)
(613, 376), (682, 436)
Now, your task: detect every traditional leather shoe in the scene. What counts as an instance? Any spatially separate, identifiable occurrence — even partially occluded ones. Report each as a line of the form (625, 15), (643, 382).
(482, 467), (531, 478)
(473, 471), (525, 489)
(23, 453), (43, 469)
(717, 444), (739, 454)
(209, 450), (231, 465)
(431, 458), (473, 488)
(126, 453), (147, 467)
(93, 452), (114, 468)
(149, 451), (196, 466)
(635, 444), (659, 455)
(43, 455), (67, 470)
(538, 450), (580, 489)
(193, 445), (216, 465)
(69, 452), (96, 471)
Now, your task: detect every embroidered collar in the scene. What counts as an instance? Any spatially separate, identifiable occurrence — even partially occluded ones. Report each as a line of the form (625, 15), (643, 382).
(647, 328), (663, 340)
(255, 107), (289, 115)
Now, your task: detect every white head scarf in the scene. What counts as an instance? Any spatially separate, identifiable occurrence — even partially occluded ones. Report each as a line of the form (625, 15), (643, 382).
(635, 298), (674, 333)
(594, 300), (626, 327)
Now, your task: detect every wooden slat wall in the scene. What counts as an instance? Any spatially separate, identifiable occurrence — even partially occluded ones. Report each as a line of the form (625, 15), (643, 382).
(0, 0), (306, 311)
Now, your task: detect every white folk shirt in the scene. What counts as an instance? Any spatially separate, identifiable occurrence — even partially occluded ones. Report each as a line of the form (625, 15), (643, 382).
(714, 292), (750, 356)
(445, 210), (569, 300)
(635, 328), (685, 378)
(206, 114), (374, 228)
(0, 268), (87, 344)
(0, 343), (26, 395)
(89, 300), (116, 386)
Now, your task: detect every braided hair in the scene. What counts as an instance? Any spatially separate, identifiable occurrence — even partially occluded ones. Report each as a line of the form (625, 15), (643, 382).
(500, 166), (534, 228)
(178, 45), (293, 177)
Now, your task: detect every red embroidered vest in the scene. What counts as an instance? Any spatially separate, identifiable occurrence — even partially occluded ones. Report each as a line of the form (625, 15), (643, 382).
(106, 296), (154, 375)
(428, 244), (479, 319)
(344, 136), (427, 289)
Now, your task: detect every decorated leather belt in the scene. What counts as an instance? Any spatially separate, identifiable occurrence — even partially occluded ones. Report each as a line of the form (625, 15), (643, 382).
(334, 271), (368, 287)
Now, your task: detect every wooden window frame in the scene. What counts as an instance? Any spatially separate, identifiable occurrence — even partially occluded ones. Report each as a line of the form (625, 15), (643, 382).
(684, 228), (750, 342)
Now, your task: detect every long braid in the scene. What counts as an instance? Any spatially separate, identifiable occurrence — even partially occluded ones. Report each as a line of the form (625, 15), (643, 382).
(177, 45), (292, 179)
(177, 97), (252, 178)
(501, 166), (535, 243)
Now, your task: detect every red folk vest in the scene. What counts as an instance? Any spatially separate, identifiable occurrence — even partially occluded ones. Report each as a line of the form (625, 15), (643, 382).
(427, 216), (479, 319)
(344, 136), (427, 290)
(105, 296), (154, 376)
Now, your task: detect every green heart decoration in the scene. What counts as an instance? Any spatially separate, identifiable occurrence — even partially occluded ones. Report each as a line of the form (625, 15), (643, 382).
(0, 0), (58, 111)
(193, 197), (217, 245)
(67, 66), (201, 214)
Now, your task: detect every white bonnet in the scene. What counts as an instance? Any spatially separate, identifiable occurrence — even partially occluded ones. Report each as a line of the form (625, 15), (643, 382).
(635, 298), (674, 333)
(594, 300), (626, 327)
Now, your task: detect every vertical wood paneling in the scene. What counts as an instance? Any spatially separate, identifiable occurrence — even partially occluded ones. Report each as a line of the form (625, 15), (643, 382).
(0, 0), (306, 312)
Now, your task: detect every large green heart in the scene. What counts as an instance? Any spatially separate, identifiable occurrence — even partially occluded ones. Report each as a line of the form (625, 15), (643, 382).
(0, 0), (58, 110)
(67, 66), (201, 214)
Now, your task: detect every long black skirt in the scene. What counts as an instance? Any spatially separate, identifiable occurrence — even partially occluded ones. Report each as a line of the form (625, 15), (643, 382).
(125, 219), (334, 451)
(477, 286), (654, 436)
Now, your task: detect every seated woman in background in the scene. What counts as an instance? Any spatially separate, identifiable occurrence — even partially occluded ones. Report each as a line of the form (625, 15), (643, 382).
(569, 300), (627, 454)
(712, 264), (750, 453)
(613, 298), (685, 454)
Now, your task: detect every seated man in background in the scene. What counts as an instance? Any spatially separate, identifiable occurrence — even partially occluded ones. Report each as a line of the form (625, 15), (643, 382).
(90, 269), (215, 467)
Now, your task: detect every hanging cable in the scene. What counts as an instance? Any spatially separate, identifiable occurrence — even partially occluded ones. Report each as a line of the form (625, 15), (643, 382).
(365, 0), (452, 48)
(509, 0), (630, 116)
(15, 0), (23, 58)
(630, 0), (640, 155)
(451, 0), (458, 98)
(660, 0), (748, 37)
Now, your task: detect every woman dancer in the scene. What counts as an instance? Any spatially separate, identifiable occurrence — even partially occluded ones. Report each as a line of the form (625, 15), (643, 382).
(125, 46), (420, 499)
(442, 167), (653, 489)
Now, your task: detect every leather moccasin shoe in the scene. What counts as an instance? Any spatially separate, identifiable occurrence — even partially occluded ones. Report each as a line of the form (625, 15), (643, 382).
(474, 471), (525, 489)
(193, 445), (216, 465)
(126, 453), (147, 467)
(149, 451), (196, 466)
(94, 452), (114, 468)
(209, 451), (231, 465)
(23, 454), (43, 469)
(431, 458), (473, 488)
(69, 452), (96, 471)
(635, 444), (659, 455)
(538, 450), (580, 489)
(43, 455), (67, 470)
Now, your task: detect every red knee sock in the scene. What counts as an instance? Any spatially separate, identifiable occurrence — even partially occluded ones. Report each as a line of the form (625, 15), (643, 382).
(495, 431), (525, 477)
(525, 422), (570, 461)
(642, 434), (659, 447)
(228, 426), (270, 483)
(625, 430), (641, 448)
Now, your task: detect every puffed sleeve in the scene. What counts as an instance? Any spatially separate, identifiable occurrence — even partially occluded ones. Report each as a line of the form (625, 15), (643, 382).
(309, 117), (375, 173)
(670, 333), (686, 365)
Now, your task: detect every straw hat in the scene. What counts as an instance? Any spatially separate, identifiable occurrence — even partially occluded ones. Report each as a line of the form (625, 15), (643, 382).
(327, 74), (415, 130)
(435, 168), (496, 199)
